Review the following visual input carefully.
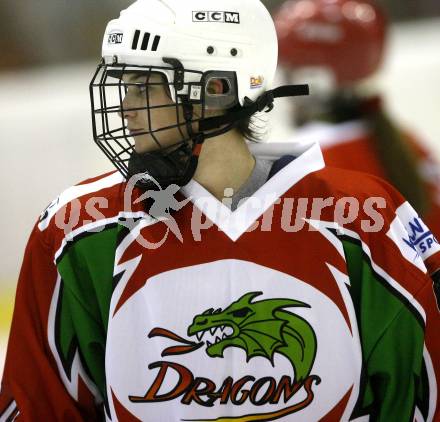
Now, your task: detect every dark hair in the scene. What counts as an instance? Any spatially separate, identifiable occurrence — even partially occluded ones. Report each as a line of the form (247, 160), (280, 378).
(314, 93), (431, 216)
(237, 113), (269, 143)
(367, 107), (430, 215)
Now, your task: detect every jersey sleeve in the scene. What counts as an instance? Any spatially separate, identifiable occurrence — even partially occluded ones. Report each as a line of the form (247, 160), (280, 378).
(0, 223), (102, 421)
(367, 189), (440, 421)
(366, 276), (440, 422)
(337, 172), (440, 421)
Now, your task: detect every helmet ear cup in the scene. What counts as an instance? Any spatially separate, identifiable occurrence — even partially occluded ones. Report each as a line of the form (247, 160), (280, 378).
(201, 71), (239, 110)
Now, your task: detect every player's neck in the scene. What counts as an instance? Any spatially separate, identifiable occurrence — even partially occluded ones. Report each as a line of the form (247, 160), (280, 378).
(193, 131), (255, 201)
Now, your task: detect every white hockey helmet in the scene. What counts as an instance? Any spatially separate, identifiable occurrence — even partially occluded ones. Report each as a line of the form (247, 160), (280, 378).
(90, 0), (309, 190)
(101, 0), (278, 105)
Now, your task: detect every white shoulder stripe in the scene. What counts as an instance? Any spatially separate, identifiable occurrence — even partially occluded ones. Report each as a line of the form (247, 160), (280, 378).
(288, 120), (368, 150)
(0, 401), (18, 422)
(53, 211), (156, 264)
(310, 220), (427, 323)
(38, 172), (124, 232)
(343, 225), (427, 323)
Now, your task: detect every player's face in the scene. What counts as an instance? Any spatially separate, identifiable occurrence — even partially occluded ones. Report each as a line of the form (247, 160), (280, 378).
(119, 72), (187, 154)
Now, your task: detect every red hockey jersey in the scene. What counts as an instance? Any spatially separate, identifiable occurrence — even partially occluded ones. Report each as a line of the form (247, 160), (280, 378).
(1, 141), (440, 421)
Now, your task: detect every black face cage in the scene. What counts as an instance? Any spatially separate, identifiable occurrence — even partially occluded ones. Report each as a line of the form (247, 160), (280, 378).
(90, 58), (310, 190)
(90, 59), (213, 183)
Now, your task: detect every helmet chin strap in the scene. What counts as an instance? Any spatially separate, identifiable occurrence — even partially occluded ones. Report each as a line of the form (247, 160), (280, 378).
(128, 81), (310, 192)
(127, 141), (199, 191)
(198, 84), (310, 133)
(126, 95), (202, 192)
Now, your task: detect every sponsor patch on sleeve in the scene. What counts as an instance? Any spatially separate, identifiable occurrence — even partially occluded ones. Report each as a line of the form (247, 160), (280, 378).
(387, 202), (440, 272)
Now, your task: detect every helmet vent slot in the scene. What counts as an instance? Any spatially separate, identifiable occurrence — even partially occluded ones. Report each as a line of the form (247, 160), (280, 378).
(131, 29), (141, 49)
(131, 31), (161, 52)
(141, 32), (151, 50)
(151, 35), (161, 51)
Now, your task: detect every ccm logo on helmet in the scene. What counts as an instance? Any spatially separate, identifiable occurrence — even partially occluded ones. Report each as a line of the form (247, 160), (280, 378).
(108, 32), (123, 45)
(192, 11), (240, 24)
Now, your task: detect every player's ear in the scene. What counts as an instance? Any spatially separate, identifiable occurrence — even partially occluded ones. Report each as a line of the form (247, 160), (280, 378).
(206, 78), (228, 95)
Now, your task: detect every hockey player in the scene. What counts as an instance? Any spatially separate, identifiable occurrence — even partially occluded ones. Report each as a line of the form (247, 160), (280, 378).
(274, 0), (440, 239)
(1, 0), (440, 421)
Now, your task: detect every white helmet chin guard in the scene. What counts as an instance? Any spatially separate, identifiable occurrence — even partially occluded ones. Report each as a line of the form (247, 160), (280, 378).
(90, 0), (309, 190)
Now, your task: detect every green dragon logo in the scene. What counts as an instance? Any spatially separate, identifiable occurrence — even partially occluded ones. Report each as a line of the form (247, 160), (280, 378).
(187, 291), (317, 382)
(149, 291), (317, 382)
(134, 292), (321, 422)
(136, 292), (320, 420)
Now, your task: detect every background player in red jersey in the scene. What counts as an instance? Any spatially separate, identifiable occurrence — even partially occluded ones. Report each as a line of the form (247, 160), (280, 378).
(274, 0), (440, 238)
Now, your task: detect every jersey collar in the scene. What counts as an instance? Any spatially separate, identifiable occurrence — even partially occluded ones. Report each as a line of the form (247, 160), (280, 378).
(180, 141), (325, 241)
